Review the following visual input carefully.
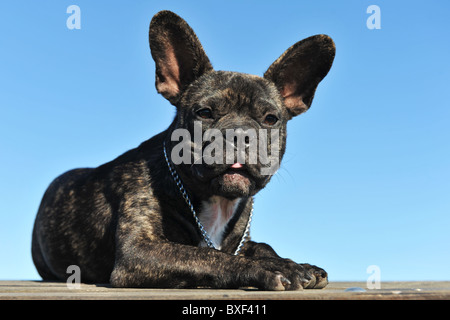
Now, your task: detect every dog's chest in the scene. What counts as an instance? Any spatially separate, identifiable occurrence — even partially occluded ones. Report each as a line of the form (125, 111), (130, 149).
(197, 196), (241, 249)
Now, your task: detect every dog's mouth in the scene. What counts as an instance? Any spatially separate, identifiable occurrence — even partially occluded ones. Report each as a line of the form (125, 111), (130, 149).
(218, 163), (251, 180)
(222, 163), (251, 185)
(189, 160), (271, 199)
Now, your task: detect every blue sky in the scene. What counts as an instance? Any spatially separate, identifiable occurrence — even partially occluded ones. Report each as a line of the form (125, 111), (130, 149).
(1, 0), (449, 282)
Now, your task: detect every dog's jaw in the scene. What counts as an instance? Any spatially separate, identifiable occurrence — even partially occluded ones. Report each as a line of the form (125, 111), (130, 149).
(197, 196), (242, 249)
(216, 169), (252, 197)
(198, 163), (260, 200)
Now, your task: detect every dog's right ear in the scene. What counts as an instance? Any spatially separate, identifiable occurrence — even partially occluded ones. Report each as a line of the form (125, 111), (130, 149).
(149, 11), (213, 105)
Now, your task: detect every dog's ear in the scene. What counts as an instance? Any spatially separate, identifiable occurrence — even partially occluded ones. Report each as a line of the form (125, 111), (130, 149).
(264, 35), (335, 118)
(149, 11), (213, 105)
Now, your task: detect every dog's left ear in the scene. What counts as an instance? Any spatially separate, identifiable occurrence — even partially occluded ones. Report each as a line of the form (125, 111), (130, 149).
(264, 35), (335, 118)
(149, 11), (213, 105)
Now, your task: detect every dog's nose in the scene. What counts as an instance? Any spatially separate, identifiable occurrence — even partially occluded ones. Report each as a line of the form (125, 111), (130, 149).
(226, 125), (254, 147)
(222, 125), (258, 166)
(232, 133), (251, 147)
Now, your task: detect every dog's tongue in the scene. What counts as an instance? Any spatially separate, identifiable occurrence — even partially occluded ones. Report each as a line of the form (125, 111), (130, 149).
(231, 163), (243, 169)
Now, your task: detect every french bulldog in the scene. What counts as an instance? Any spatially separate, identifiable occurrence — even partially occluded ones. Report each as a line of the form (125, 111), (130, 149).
(32, 10), (335, 290)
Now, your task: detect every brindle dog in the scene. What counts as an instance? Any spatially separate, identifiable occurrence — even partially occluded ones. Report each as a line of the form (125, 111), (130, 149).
(32, 10), (335, 290)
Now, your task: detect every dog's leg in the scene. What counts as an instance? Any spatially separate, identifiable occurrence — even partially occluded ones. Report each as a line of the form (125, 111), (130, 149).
(239, 241), (281, 258)
(110, 241), (292, 290)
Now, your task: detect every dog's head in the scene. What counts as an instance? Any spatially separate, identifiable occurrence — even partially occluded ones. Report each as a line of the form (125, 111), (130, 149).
(149, 11), (335, 200)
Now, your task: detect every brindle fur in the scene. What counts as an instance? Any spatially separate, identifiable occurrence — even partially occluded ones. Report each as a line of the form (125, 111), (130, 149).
(32, 10), (335, 290)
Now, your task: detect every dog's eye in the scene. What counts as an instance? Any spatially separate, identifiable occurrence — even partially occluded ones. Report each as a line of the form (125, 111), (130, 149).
(196, 108), (213, 119)
(264, 115), (278, 126)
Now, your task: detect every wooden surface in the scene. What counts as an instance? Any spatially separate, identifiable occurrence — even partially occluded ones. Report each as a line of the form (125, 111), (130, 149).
(1, 281), (449, 300)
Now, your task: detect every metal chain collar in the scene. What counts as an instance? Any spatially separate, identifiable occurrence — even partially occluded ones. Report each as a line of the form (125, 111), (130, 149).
(163, 141), (252, 255)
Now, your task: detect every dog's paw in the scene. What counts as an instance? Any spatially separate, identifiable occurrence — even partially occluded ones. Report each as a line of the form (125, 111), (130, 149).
(270, 271), (292, 291)
(298, 263), (328, 289)
(255, 259), (328, 290)
(251, 270), (291, 291)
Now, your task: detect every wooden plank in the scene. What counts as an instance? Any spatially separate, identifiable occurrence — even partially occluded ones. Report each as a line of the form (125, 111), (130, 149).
(1, 281), (449, 300)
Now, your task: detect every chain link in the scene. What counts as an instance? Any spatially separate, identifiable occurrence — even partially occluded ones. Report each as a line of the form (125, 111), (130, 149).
(163, 141), (252, 255)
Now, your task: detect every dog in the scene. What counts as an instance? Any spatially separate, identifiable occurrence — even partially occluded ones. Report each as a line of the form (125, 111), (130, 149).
(32, 10), (335, 290)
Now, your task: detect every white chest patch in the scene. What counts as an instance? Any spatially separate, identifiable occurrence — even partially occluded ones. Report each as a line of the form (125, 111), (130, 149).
(197, 196), (242, 249)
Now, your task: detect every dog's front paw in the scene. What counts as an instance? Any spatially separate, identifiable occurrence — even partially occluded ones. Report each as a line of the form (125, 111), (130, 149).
(256, 258), (328, 290)
(298, 263), (328, 289)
